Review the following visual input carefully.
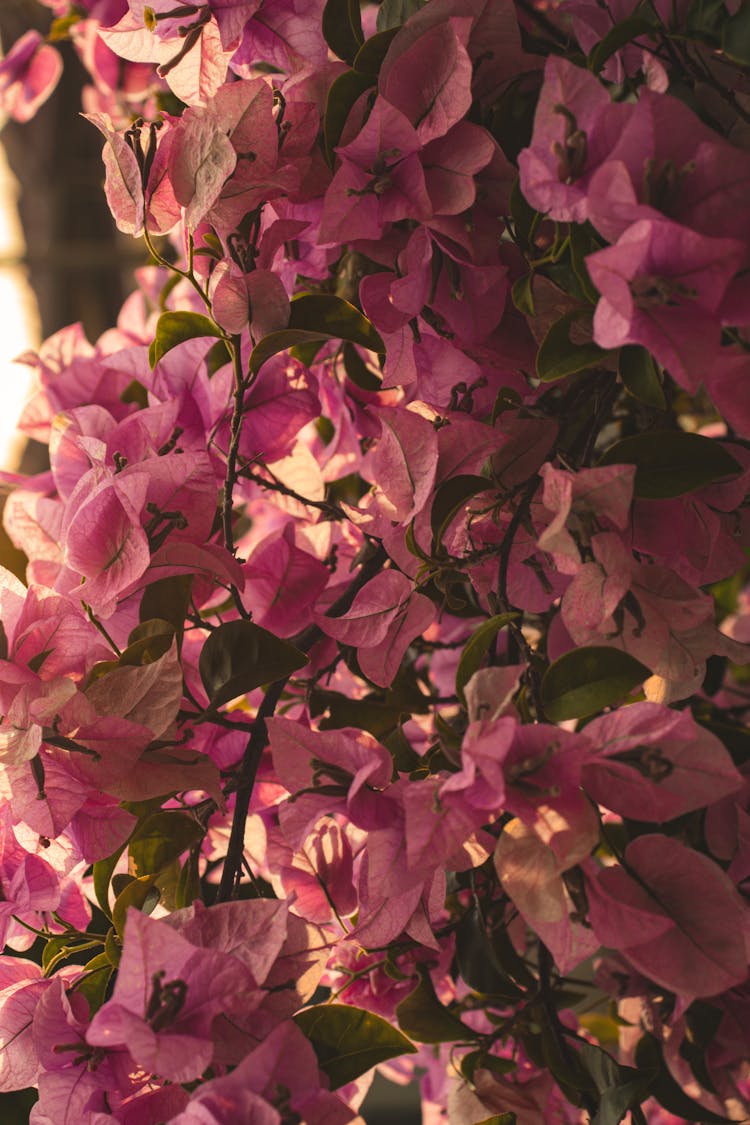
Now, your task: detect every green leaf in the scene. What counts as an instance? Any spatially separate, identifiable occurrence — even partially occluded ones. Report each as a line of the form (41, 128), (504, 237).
(430, 474), (491, 554)
(588, 16), (658, 74)
(456, 614), (519, 703)
(509, 177), (540, 249)
(536, 311), (609, 382)
(512, 273), (535, 317)
(175, 851), (202, 909)
(396, 967), (474, 1044)
(568, 222), (601, 304)
(104, 928), (121, 967)
(119, 618), (175, 666)
(635, 1035), (732, 1124)
(128, 811), (204, 878)
(140, 575), (194, 642)
(489, 72), (543, 164)
(578, 1041), (655, 1125)
(71, 953), (113, 1016)
(461, 1049), (517, 1083)
(42, 936), (74, 974)
(475, 1117), (517, 1125)
(353, 28), (400, 75)
(455, 907), (523, 1000)
(542, 646), (650, 721)
(294, 1004), (416, 1088)
(199, 619), (308, 709)
(112, 875), (160, 937)
(148, 311), (222, 368)
(120, 379), (149, 408)
(722, 4), (750, 65)
(249, 294), (384, 374)
(343, 340), (381, 390)
(618, 346), (666, 410)
(323, 69), (375, 163)
(376, 0), (426, 31)
(93, 841), (129, 918)
(598, 431), (742, 498)
(322, 0), (363, 64)
(686, 0), (726, 40)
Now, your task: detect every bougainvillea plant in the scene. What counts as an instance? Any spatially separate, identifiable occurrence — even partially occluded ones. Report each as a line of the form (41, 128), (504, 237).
(1, 0), (750, 1122)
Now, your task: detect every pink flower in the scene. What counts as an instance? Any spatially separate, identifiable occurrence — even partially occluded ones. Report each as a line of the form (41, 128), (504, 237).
(587, 218), (745, 391)
(0, 31), (62, 124)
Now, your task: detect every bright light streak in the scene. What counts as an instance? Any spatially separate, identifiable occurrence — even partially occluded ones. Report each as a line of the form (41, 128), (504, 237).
(0, 142), (40, 470)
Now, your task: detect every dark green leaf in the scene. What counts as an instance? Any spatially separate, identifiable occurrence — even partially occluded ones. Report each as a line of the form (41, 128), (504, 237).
(509, 177), (540, 249)
(120, 379), (149, 408)
(456, 614), (519, 703)
(512, 273), (535, 317)
(140, 575), (194, 643)
(27, 648), (52, 674)
(722, 5), (750, 65)
(343, 340), (381, 390)
(568, 223), (600, 304)
(353, 27), (400, 75)
(93, 841), (129, 918)
(430, 474), (491, 554)
(376, 0), (426, 31)
(635, 1035), (732, 1124)
(128, 811), (204, 878)
(175, 851), (202, 909)
(112, 875), (160, 937)
(323, 69), (375, 163)
(42, 936), (74, 974)
(71, 953), (113, 1016)
(396, 967), (474, 1044)
(588, 16), (658, 74)
(199, 619), (308, 709)
(489, 72), (543, 164)
(148, 311), (222, 368)
(536, 312), (609, 382)
(474, 1117), (517, 1125)
(461, 1049), (516, 1083)
(249, 295), (383, 374)
(322, 0), (363, 63)
(205, 339), (232, 375)
(598, 431), (741, 498)
(119, 618), (175, 666)
(104, 928), (121, 967)
(686, 0), (726, 39)
(542, 646), (650, 721)
(618, 346), (666, 410)
(578, 1042), (655, 1125)
(294, 1004), (416, 1088)
(456, 907), (523, 999)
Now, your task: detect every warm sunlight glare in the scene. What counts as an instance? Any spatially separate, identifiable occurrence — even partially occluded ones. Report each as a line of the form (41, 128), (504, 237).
(0, 141), (38, 471)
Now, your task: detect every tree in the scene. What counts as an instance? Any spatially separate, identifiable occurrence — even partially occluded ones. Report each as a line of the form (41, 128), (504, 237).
(0, 1), (748, 1122)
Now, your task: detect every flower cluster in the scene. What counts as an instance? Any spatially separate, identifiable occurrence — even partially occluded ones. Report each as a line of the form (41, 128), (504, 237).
(0, 1), (749, 1122)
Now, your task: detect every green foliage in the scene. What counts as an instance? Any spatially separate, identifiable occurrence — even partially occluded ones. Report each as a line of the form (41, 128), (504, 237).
(322, 0), (363, 64)
(542, 646), (650, 720)
(376, 0), (426, 31)
(294, 1004), (416, 1088)
(635, 1035), (733, 1123)
(396, 967), (474, 1043)
(598, 431), (742, 498)
(455, 614), (519, 703)
(618, 346), (666, 410)
(199, 619), (308, 709)
(536, 312), (610, 381)
(148, 311), (222, 368)
(249, 294), (384, 373)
